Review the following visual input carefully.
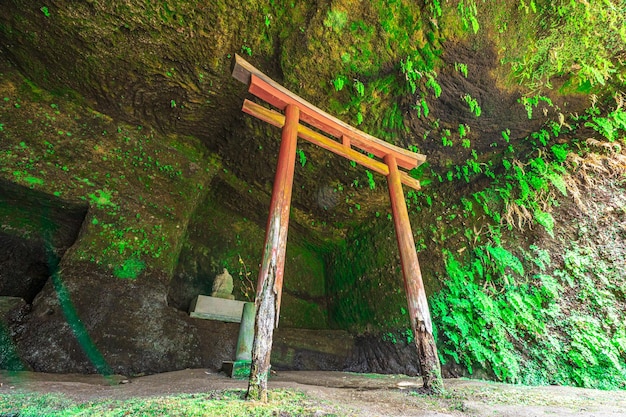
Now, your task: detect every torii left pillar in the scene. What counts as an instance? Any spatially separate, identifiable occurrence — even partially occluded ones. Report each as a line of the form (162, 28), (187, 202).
(247, 104), (300, 401)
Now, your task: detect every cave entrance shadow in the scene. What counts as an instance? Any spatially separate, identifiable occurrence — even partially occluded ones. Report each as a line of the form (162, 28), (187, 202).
(1, 180), (88, 370)
(0, 180), (87, 304)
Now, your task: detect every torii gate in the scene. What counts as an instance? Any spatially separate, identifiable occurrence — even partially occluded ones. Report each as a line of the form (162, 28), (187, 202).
(231, 55), (443, 400)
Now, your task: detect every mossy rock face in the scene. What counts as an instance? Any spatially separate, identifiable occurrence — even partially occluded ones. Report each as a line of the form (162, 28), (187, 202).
(280, 292), (328, 329)
(1, 1), (262, 133)
(283, 244), (326, 298)
(0, 297), (27, 371)
(326, 220), (409, 334)
(0, 59), (215, 274)
(2, 0), (626, 382)
(0, 56), (224, 374)
(170, 189), (329, 329)
(10, 261), (207, 374)
(280, 0), (426, 95)
(0, 176), (90, 305)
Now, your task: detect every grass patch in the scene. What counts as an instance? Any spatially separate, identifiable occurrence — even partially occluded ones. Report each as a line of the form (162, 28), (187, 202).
(0, 389), (342, 416)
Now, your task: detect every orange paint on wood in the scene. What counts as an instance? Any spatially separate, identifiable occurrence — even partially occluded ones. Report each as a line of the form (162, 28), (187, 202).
(247, 104), (300, 401)
(231, 55), (425, 170)
(257, 104), (300, 321)
(384, 154), (433, 334)
(233, 54), (441, 394)
(242, 100), (421, 191)
(248, 74), (424, 170)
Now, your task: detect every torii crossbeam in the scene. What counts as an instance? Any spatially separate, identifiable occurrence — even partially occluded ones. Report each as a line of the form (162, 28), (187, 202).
(232, 55), (443, 400)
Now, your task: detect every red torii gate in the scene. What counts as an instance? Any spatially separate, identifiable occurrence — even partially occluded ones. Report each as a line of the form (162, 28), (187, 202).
(231, 55), (443, 400)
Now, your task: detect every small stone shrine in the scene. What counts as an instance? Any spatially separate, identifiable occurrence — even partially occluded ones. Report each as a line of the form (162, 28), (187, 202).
(210, 268), (235, 300)
(188, 268), (255, 379)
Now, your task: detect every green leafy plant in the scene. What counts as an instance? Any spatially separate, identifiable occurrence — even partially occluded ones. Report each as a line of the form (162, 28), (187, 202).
(353, 79), (365, 97)
(331, 75), (347, 91)
(520, 95), (553, 120)
(501, 129), (511, 142)
(457, 0), (480, 34)
(455, 62), (469, 78)
(585, 107), (626, 142)
(297, 148), (307, 167)
(441, 129), (453, 147)
(457, 124), (467, 138)
(240, 44), (252, 56)
(463, 94), (481, 117)
(432, 241), (626, 388)
(113, 257), (145, 279)
(365, 170), (375, 190)
(88, 189), (115, 208)
(237, 254), (255, 301)
(356, 111), (364, 125)
(426, 73), (442, 98)
(429, 0), (442, 19)
(519, 0), (538, 14)
(511, 0), (626, 89)
(420, 98), (430, 118)
(400, 56), (421, 95)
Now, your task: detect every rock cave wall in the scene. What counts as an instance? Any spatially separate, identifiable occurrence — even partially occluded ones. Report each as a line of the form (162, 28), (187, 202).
(0, 0), (625, 384)
(0, 180), (87, 303)
(169, 177), (329, 330)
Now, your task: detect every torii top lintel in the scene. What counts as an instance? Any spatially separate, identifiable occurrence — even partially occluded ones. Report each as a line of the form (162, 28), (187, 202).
(231, 54), (426, 190)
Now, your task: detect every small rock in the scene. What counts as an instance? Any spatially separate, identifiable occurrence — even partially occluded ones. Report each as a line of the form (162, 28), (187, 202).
(396, 381), (420, 390)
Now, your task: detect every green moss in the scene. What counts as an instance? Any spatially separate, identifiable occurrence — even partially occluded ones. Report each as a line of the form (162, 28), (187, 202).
(0, 322), (25, 371)
(175, 192), (330, 328)
(326, 222), (410, 334)
(284, 245), (326, 297)
(280, 294), (328, 329)
(0, 62), (214, 274)
(113, 258), (146, 280)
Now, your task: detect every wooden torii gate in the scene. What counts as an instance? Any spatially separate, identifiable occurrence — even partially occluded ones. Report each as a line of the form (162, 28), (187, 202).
(231, 55), (443, 400)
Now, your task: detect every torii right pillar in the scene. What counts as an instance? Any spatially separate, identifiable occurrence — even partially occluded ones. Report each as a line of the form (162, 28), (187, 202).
(384, 154), (443, 393)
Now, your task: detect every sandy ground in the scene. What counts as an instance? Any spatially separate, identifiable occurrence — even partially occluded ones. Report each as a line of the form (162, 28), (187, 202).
(2, 369), (626, 416)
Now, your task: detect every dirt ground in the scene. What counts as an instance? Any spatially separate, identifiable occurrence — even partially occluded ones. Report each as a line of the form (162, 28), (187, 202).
(2, 369), (626, 416)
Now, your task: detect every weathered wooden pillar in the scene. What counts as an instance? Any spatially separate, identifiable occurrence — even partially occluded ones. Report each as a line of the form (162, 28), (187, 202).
(247, 104), (300, 401)
(384, 154), (443, 393)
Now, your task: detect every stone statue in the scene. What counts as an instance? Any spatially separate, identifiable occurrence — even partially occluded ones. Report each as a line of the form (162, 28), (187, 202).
(211, 268), (234, 300)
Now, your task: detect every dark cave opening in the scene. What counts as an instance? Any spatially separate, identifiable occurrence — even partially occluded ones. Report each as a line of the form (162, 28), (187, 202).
(0, 180), (88, 304)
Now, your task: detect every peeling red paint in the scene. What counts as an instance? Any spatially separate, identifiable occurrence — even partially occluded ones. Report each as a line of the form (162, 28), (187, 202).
(247, 104), (299, 400)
